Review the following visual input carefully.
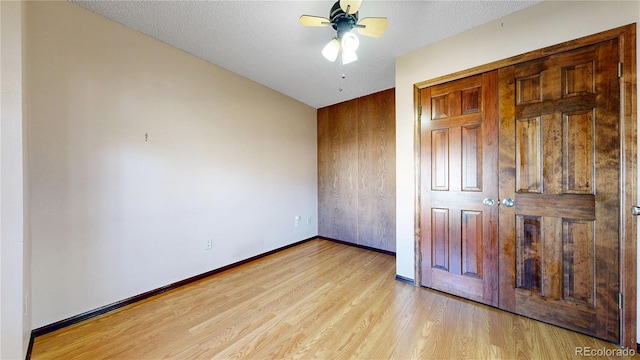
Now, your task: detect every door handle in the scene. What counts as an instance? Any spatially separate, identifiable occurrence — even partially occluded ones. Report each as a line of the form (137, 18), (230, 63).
(502, 198), (515, 207)
(632, 206), (640, 216)
(483, 198), (496, 207)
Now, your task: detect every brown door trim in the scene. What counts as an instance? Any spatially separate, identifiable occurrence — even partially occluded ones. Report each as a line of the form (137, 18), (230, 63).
(618, 23), (637, 349)
(413, 23), (637, 348)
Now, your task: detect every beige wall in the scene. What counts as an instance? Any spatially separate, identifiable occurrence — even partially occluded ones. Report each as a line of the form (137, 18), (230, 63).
(395, 0), (639, 335)
(27, 1), (317, 329)
(0, 0), (31, 358)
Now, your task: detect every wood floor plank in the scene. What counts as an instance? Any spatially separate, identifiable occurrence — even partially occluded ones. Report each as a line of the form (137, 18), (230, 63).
(32, 239), (628, 359)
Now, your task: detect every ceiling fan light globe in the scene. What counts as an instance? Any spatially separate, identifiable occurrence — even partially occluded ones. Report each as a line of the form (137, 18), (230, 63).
(322, 38), (340, 62)
(342, 50), (358, 65)
(341, 32), (360, 53)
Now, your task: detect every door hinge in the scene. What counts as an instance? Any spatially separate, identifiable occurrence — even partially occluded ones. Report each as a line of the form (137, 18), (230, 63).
(618, 62), (623, 78)
(618, 292), (623, 309)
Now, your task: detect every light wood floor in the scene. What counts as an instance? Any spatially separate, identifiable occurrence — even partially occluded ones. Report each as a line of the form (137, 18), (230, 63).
(32, 239), (628, 359)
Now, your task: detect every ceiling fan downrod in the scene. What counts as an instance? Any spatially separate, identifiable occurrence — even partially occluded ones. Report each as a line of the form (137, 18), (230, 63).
(330, 1), (358, 40)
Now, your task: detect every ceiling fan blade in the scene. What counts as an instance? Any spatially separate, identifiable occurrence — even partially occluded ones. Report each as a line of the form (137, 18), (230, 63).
(299, 15), (331, 27)
(356, 17), (388, 38)
(339, 0), (362, 15)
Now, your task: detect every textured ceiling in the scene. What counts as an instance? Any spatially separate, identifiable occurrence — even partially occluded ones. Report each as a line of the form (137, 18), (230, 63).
(71, 0), (540, 109)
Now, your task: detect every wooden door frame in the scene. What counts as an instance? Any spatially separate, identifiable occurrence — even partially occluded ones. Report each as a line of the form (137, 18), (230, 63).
(413, 23), (637, 348)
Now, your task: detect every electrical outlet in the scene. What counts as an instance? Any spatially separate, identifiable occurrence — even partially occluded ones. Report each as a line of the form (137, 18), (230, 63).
(295, 215), (301, 228)
(206, 239), (213, 250)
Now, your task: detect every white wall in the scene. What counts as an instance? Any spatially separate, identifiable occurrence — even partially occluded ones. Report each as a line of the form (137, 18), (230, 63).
(396, 0), (639, 333)
(27, 1), (318, 329)
(0, 0), (31, 358)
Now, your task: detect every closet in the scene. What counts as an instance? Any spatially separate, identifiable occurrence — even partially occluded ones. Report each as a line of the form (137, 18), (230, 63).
(417, 25), (636, 346)
(318, 88), (396, 252)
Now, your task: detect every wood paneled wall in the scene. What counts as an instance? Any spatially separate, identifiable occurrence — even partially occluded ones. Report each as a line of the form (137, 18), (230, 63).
(318, 88), (396, 252)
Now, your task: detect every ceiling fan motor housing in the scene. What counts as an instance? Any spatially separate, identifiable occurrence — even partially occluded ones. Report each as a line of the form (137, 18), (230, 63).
(330, 1), (358, 37)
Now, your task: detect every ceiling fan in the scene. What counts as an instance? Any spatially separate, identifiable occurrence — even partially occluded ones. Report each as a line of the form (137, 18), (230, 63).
(299, 0), (388, 65)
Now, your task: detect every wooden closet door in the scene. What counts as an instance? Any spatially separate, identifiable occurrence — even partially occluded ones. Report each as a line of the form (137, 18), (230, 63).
(420, 72), (499, 306)
(498, 39), (621, 342)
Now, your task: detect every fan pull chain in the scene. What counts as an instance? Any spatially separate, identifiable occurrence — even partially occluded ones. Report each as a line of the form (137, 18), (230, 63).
(338, 61), (345, 92)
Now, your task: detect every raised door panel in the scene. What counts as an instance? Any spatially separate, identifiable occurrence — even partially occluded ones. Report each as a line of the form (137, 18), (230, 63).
(515, 117), (542, 193)
(461, 210), (484, 278)
(430, 129), (449, 191)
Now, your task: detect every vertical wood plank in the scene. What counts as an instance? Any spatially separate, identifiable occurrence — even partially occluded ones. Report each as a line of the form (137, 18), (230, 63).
(317, 107), (331, 239)
(357, 88), (396, 252)
(317, 99), (358, 244)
